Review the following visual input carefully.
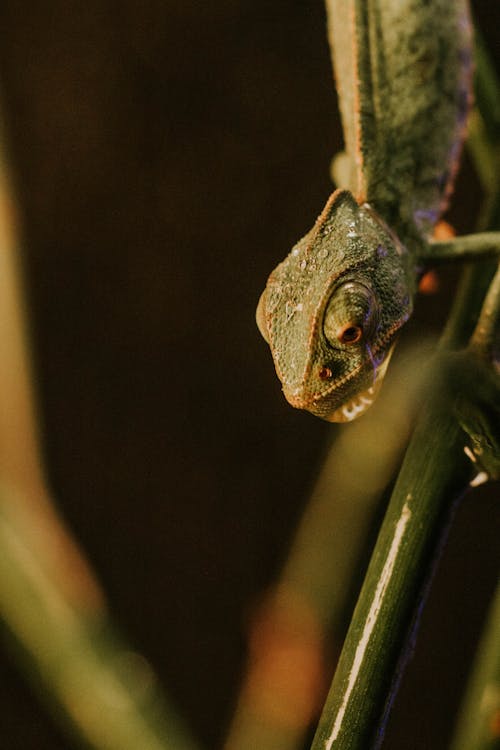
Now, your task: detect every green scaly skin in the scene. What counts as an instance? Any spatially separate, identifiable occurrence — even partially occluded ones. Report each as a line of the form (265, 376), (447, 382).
(256, 0), (500, 422)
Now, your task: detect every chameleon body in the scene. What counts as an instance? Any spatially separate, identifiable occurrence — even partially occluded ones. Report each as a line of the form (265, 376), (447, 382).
(256, 0), (473, 421)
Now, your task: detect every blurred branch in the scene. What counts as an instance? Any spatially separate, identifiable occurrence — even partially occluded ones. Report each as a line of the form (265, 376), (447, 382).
(450, 579), (500, 750)
(0, 110), (199, 748)
(0, 488), (200, 750)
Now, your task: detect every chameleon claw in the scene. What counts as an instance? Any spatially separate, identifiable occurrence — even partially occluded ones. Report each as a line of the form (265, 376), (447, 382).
(463, 445), (477, 463)
(470, 471), (489, 487)
(464, 447), (491, 487)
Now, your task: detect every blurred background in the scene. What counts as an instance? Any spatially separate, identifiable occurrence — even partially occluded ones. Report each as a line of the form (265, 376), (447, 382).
(0, 1), (497, 748)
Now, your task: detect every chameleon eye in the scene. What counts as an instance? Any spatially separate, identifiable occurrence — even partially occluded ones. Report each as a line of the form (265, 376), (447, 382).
(323, 282), (378, 347)
(337, 324), (363, 344)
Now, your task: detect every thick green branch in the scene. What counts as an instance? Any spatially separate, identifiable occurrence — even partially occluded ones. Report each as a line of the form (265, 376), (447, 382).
(310, 371), (475, 750)
(429, 233), (500, 263)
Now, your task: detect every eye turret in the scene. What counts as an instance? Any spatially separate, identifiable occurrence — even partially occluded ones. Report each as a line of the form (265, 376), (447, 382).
(323, 281), (379, 347)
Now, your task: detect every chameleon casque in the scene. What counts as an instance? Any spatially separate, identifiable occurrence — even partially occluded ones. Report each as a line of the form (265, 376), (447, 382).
(256, 0), (476, 422)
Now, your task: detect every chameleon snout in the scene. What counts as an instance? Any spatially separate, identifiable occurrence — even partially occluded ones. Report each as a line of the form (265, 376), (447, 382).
(256, 290), (270, 343)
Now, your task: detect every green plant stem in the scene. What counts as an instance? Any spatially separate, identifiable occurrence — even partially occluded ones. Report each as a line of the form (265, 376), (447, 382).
(430, 232), (500, 262)
(309, 265), (499, 749)
(310, 23), (500, 750)
(309, 364), (476, 750)
(448, 31), (500, 746)
(470, 261), (500, 354)
(225, 344), (431, 750)
(450, 579), (500, 750)
(309, 261), (499, 750)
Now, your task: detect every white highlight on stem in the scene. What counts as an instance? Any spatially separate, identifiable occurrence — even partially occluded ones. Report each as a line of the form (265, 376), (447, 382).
(325, 500), (413, 750)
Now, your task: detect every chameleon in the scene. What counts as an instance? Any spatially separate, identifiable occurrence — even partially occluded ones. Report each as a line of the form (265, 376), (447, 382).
(256, 0), (499, 422)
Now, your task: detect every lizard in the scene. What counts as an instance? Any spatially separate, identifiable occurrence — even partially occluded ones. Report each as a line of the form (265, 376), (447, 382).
(256, 0), (500, 422)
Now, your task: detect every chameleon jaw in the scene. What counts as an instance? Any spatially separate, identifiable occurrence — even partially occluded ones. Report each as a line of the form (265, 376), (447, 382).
(327, 383), (379, 422)
(323, 346), (394, 423)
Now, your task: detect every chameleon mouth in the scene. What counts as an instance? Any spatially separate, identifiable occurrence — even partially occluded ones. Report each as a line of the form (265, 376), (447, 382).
(325, 347), (394, 423)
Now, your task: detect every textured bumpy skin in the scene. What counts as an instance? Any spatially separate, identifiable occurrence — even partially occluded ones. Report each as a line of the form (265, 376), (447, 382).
(258, 191), (414, 420)
(328, 0), (472, 240)
(257, 0), (473, 421)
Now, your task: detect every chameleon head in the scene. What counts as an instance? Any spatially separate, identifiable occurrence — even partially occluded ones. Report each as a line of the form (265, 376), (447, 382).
(256, 189), (414, 422)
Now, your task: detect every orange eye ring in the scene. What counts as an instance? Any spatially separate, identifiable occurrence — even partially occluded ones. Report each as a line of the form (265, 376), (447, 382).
(337, 324), (363, 344)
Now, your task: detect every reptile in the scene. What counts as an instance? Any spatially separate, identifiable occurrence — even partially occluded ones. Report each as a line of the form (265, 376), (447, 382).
(256, 0), (499, 422)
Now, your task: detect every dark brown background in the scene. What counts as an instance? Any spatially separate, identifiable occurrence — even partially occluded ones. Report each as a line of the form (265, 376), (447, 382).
(0, 2), (498, 748)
